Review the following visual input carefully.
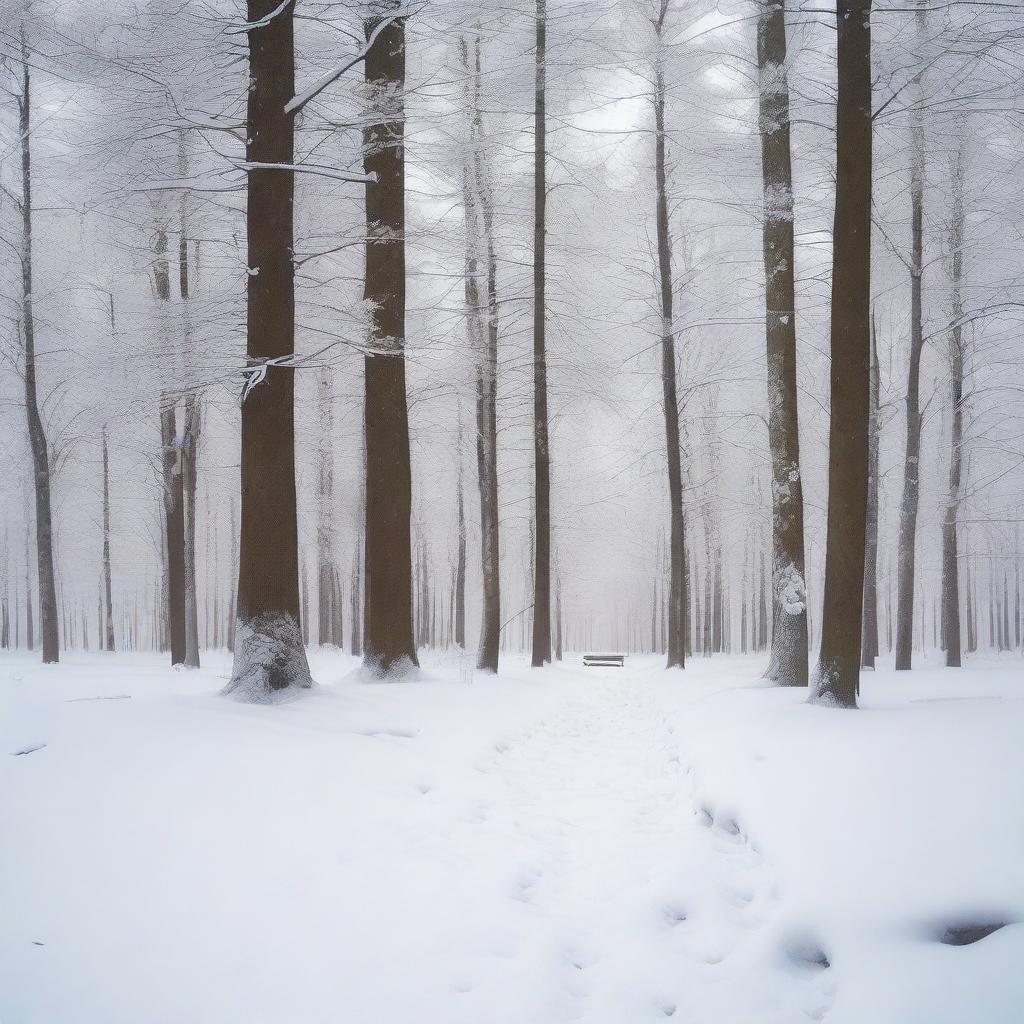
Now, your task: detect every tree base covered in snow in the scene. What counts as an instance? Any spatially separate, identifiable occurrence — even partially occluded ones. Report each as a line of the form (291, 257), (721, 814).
(222, 613), (313, 703)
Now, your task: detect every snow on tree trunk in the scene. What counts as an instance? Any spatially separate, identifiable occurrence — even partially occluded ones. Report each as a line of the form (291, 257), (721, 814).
(361, 0), (418, 677)
(810, 0), (872, 709)
(224, 0), (312, 702)
(757, 0), (808, 686)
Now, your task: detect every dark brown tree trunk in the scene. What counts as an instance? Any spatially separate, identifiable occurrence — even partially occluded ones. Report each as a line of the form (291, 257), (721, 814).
(941, 138), (966, 668)
(18, 32), (58, 665)
(531, 0), (552, 668)
(895, 0), (927, 671)
(811, 0), (872, 708)
(154, 223), (187, 668)
(101, 424), (115, 652)
(757, 0), (808, 685)
(654, 4), (687, 669)
(225, 0), (312, 699)
(362, 2), (417, 675)
(861, 315), (881, 667)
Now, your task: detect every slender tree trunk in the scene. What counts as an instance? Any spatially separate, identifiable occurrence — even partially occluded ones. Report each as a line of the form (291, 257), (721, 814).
(894, 0), (927, 671)
(530, 0), (552, 667)
(455, 407), (467, 648)
(101, 424), (115, 651)
(225, 0), (312, 699)
(941, 136), (966, 668)
(317, 365), (340, 647)
(18, 31), (58, 665)
(350, 548), (362, 657)
(554, 568), (563, 660)
(154, 223), (187, 667)
(757, 0), (808, 685)
(811, 0), (872, 708)
(178, 184), (200, 669)
(861, 315), (881, 667)
(654, 7), (687, 669)
(362, 1), (417, 674)
(462, 33), (502, 673)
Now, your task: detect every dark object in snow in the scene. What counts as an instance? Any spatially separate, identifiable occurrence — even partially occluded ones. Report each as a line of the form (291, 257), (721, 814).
(65, 694), (131, 703)
(583, 653), (625, 667)
(787, 941), (831, 970)
(32, 941), (44, 947)
(938, 921), (1009, 946)
(11, 743), (46, 756)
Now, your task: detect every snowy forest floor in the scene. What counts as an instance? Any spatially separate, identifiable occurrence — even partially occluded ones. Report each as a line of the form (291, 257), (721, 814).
(2, 650), (1023, 1023)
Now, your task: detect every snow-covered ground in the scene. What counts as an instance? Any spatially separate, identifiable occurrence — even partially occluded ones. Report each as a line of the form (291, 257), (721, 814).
(2, 649), (1022, 1023)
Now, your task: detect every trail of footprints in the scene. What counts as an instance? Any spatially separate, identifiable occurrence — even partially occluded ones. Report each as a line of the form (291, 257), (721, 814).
(441, 680), (836, 1022)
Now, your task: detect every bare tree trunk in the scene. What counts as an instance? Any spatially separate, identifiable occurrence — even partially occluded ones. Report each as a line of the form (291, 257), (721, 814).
(317, 365), (341, 647)
(895, 0), (927, 671)
(531, 0), (552, 668)
(362, 1), (417, 675)
(941, 136), (966, 668)
(101, 424), (115, 652)
(455, 406), (467, 649)
(154, 222), (187, 667)
(461, 32), (502, 674)
(179, 182), (200, 669)
(861, 315), (880, 667)
(225, 0), (312, 699)
(756, 0), (808, 685)
(350, 547), (362, 657)
(654, 3), (687, 669)
(18, 31), (58, 665)
(554, 566), (563, 660)
(811, 0), (872, 708)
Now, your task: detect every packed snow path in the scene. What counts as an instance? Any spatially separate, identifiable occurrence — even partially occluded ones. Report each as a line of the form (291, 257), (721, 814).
(432, 672), (833, 1023)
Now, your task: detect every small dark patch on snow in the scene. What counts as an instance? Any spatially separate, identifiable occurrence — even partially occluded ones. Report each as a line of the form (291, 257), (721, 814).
(32, 941), (44, 946)
(938, 921), (1009, 946)
(663, 905), (687, 927)
(11, 743), (46, 757)
(697, 806), (713, 827)
(718, 816), (742, 836)
(661, 1002), (677, 1016)
(786, 940), (830, 970)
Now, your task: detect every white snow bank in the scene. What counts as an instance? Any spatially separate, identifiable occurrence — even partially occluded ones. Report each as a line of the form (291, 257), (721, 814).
(1, 649), (1021, 1023)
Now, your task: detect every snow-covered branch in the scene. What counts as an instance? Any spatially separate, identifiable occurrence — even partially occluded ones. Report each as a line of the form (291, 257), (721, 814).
(225, 0), (294, 36)
(238, 161), (377, 184)
(284, 5), (422, 116)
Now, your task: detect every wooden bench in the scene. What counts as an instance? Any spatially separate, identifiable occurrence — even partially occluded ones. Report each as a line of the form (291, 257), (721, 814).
(583, 653), (625, 668)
